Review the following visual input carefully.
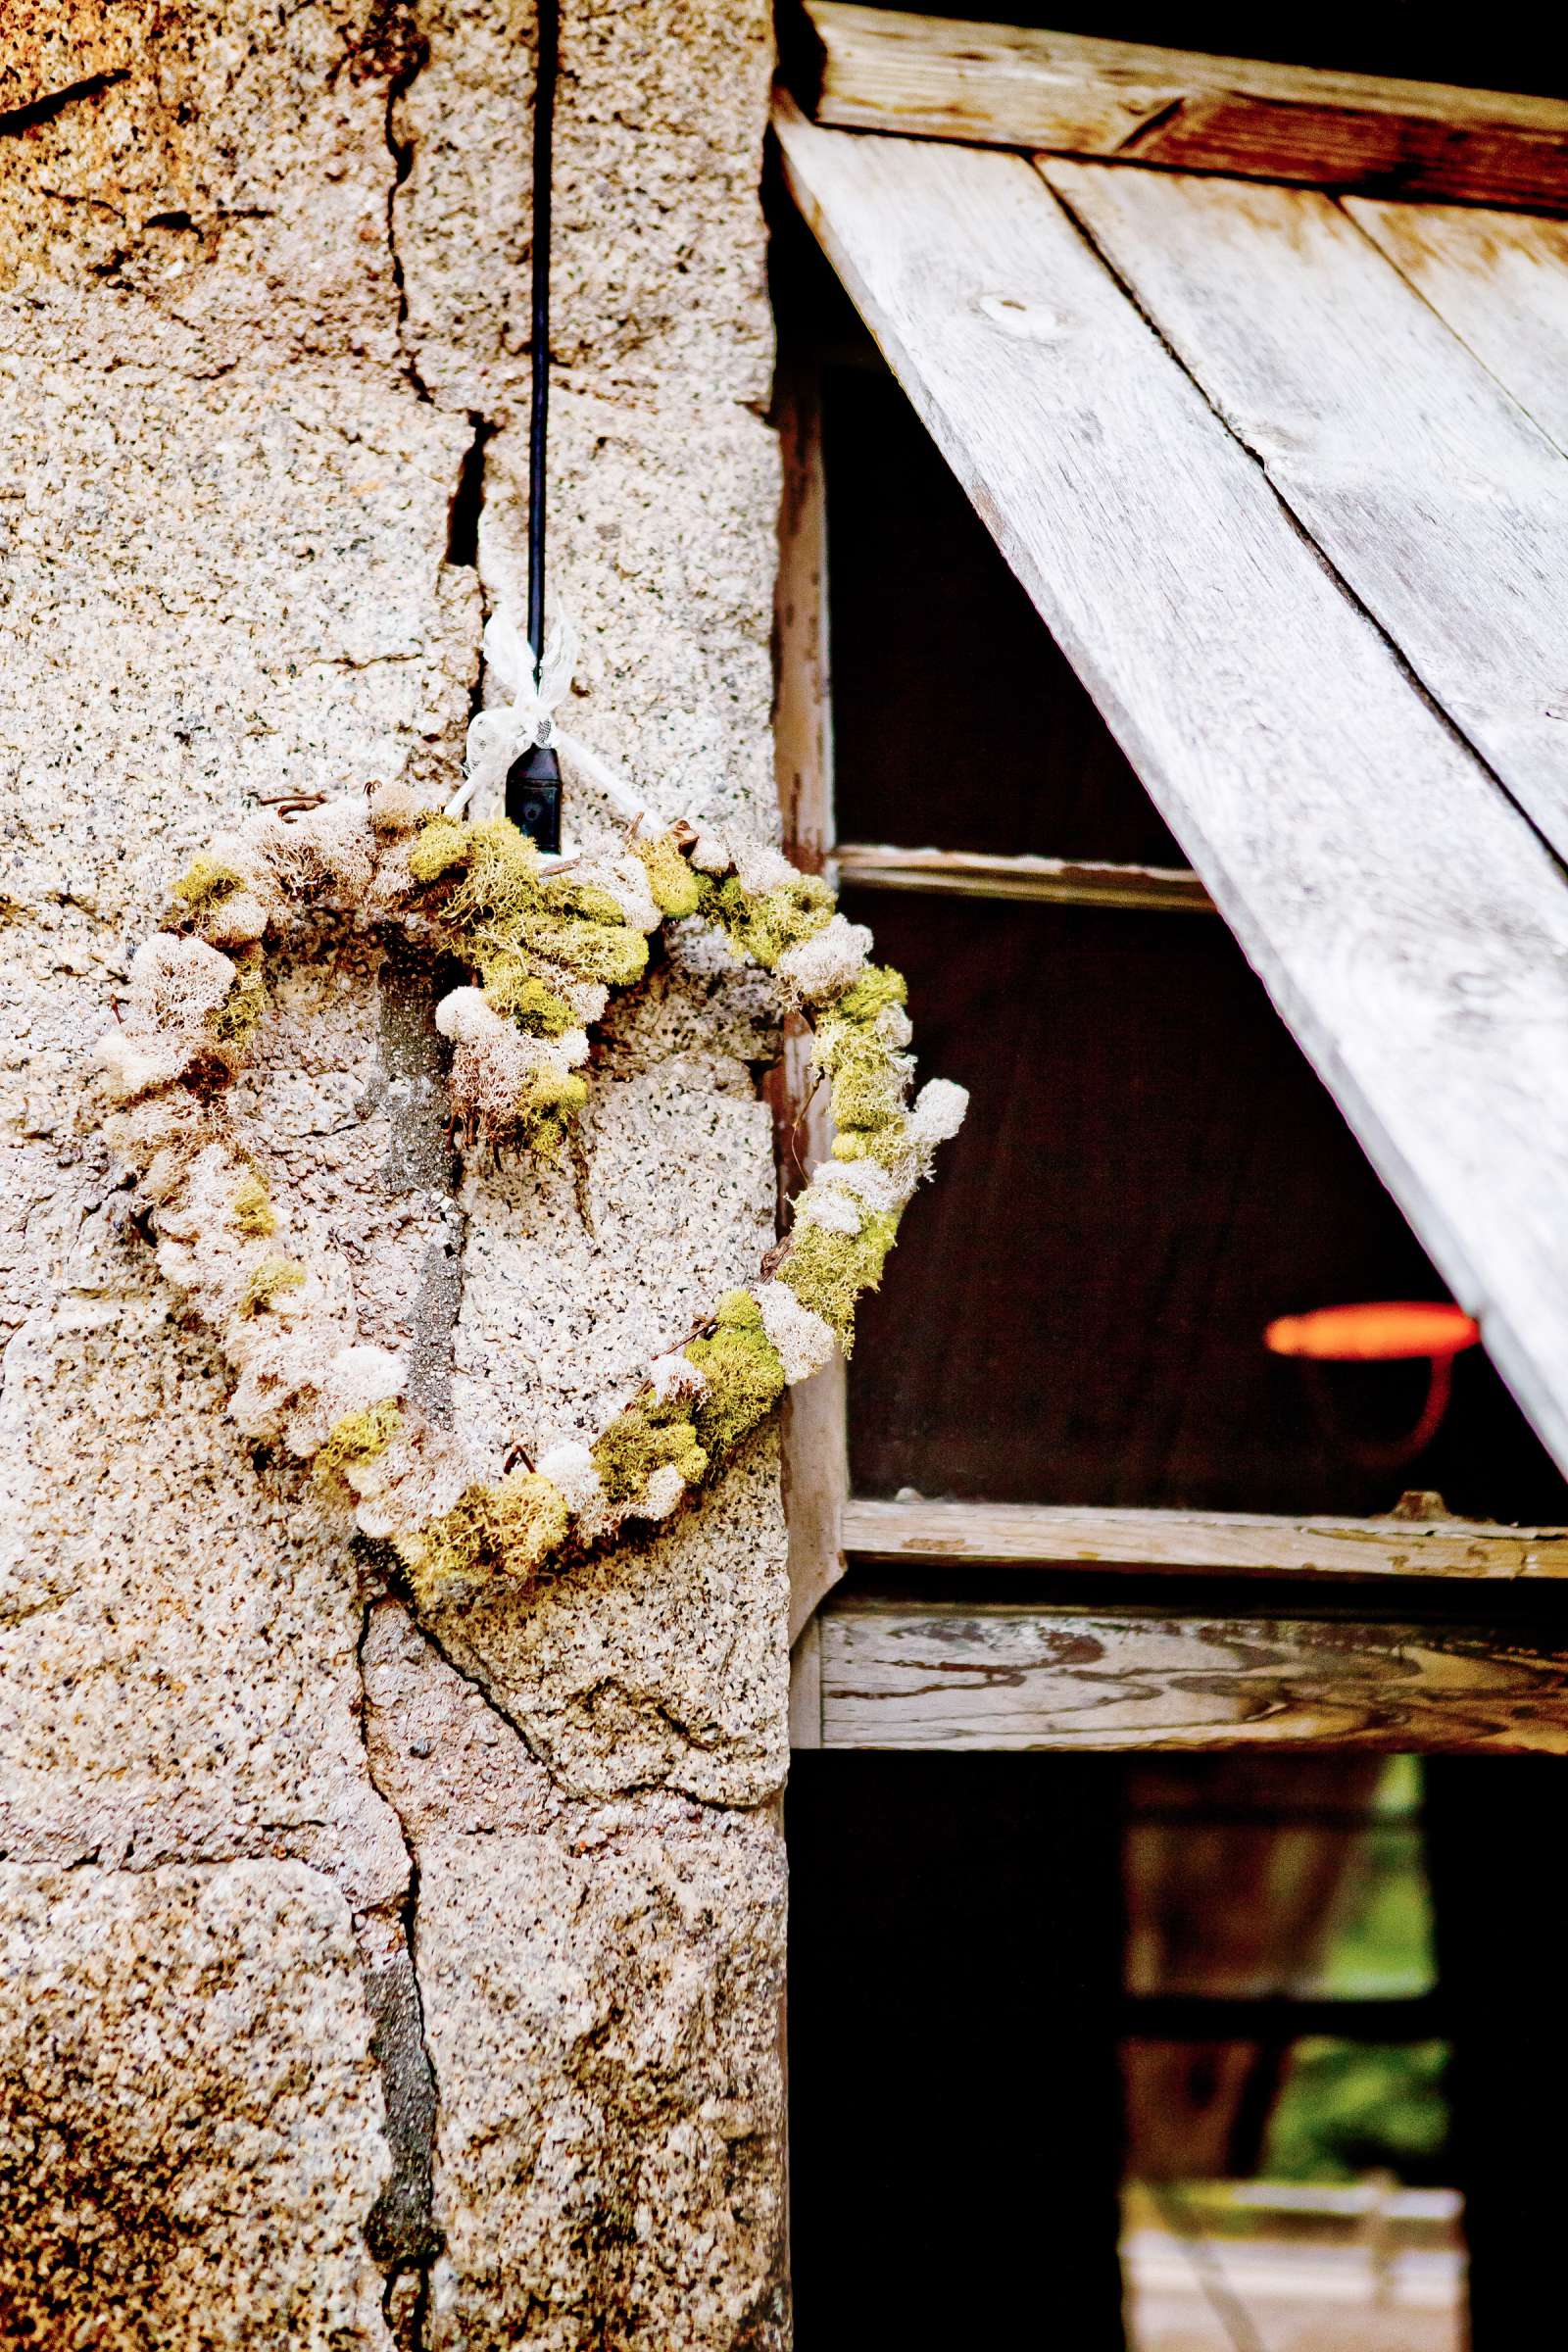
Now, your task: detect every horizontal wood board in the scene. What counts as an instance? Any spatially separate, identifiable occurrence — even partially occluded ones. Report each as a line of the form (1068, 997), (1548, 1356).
(841, 1499), (1568, 1581)
(1045, 160), (1568, 868)
(794, 2), (1568, 212)
(1347, 199), (1568, 459)
(774, 99), (1568, 1480)
(834, 841), (1213, 909)
(814, 1598), (1568, 1750)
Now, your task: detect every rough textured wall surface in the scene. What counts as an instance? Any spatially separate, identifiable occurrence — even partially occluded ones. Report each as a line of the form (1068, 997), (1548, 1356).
(0, 3), (786, 2344)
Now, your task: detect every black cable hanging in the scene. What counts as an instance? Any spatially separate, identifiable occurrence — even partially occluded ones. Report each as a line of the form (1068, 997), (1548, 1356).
(507, 0), (564, 853)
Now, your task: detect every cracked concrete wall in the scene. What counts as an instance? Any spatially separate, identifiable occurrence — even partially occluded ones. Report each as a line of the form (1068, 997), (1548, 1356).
(0, 3), (787, 2345)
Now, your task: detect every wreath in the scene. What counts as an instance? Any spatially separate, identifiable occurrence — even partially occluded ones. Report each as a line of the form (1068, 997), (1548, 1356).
(91, 669), (967, 1617)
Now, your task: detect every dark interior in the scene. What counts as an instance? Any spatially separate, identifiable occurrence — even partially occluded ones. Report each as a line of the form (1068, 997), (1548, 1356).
(825, 354), (1568, 1522)
(787, 1752), (1568, 2347)
(824, 366), (1182, 865)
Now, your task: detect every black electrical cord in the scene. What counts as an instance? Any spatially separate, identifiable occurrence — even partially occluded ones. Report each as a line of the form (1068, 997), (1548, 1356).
(508, 0), (564, 849)
(525, 0), (557, 672)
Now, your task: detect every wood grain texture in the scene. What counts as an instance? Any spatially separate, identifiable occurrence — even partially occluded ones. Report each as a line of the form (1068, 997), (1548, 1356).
(793, 2), (1568, 212)
(774, 100), (1568, 1479)
(773, 353), (836, 876)
(834, 841), (1211, 909)
(818, 1598), (1568, 1750)
(841, 1498), (1568, 1581)
(1347, 199), (1568, 458)
(789, 1615), (824, 1746)
(1046, 159), (1568, 867)
(773, 350), (851, 1642)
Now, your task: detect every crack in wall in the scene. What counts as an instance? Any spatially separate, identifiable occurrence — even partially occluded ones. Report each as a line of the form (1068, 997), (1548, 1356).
(356, 1611), (444, 2352)
(362, 0), (434, 403)
(0, 67), (129, 139)
(356, 380), (504, 2335)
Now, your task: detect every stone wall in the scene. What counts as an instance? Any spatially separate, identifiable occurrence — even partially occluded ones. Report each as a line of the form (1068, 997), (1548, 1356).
(0, 4), (787, 2344)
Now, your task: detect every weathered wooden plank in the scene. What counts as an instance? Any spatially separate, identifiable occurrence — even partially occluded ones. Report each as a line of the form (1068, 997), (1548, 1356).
(1046, 160), (1568, 867)
(818, 1599), (1568, 1751)
(840, 1498), (1568, 1582)
(791, 2), (1568, 213)
(834, 841), (1212, 910)
(789, 1615), (824, 1747)
(774, 102), (1568, 1478)
(773, 351), (837, 877)
(772, 349), (851, 1642)
(1347, 199), (1568, 458)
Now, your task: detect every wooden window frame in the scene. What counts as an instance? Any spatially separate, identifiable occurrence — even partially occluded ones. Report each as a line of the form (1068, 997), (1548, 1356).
(774, 338), (1568, 1752)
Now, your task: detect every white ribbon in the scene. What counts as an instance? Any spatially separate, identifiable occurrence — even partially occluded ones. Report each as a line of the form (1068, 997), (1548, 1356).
(451, 612), (575, 817)
(447, 610), (669, 833)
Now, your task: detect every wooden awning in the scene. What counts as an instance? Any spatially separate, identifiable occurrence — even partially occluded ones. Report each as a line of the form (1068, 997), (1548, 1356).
(775, 34), (1568, 1477)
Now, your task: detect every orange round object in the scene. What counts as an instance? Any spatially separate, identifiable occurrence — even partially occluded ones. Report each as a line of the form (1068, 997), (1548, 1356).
(1263, 1301), (1481, 1363)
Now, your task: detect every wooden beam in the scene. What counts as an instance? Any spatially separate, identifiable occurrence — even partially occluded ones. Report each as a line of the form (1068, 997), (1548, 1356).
(790, 2), (1568, 215)
(789, 1616), (824, 1747)
(834, 841), (1212, 910)
(772, 349), (851, 1643)
(1046, 161), (1568, 873)
(773, 349), (836, 879)
(841, 1498), (1568, 1583)
(773, 101), (1568, 1480)
(1347, 200), (1568, 461)
(816, 1597), (1568, 1750)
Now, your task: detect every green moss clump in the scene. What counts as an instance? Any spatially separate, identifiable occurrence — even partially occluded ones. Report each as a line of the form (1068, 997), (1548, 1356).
(396, 1469), (570, 1606)
(836, 963), (907, 1025)
(814, 1019), (906, 1132)
(408, 814), (472, 887)
(637, 831), (704, 919)
(239, 1255), (307, 1315)
(313, 1401), (403, 1498)
(685, 1292), (787, 1464)
(482, 971), (576, 1035)
(524, 913), (648, 990)
(538, 875), (628, 929)
(514, 1067), (590, 1158)
(831, 1119), (917, 1173)
(592, 1399), (709, 1506)
(780, 1210), (900, 1348)
(209, 945), (268, 1044)
(172, 855), (246, 919)
(231, 1171), (277, 1239)
(411, 813), (548, 935)
(700, 872), (835, 968)
(409, 811), (649, 1006)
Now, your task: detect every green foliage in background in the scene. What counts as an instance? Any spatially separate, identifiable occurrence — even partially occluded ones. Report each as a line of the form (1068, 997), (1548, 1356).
(1262, 1759), (1449, 2183)
(1264, 2038), (1449, 2184)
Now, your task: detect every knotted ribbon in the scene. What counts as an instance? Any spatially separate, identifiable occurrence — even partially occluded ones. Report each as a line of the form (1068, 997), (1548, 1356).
(448, 612), (664, 832)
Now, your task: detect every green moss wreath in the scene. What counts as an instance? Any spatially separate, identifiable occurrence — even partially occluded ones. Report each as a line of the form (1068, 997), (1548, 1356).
(92, 783), (967, 1614)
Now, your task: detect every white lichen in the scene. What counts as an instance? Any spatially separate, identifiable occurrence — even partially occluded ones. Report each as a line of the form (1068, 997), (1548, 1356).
(729, 838), (796, 896)
(754, 1279), (838, 1381)
(630, 1462), (687, 1522)
(648, 1350), (709, 1405)
(776, 914), (873, 1005)
(126, 933), (237, 1034)
(906, 1078), (970, 1149)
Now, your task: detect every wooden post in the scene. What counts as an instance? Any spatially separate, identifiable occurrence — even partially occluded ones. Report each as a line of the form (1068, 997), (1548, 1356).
(772, 328), (852, 1644)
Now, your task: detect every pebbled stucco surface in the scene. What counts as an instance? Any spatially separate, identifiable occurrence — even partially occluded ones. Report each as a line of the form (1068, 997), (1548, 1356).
(0, 1859), (393, 2348)
(364, 1601), (788, 2349)
(0, 1), (786, 2342)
